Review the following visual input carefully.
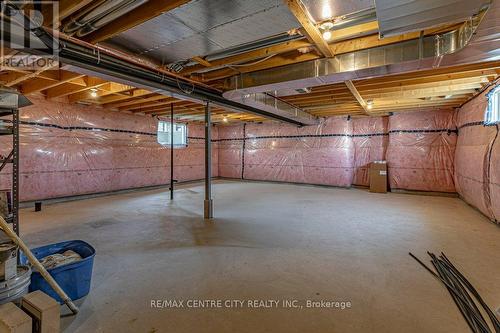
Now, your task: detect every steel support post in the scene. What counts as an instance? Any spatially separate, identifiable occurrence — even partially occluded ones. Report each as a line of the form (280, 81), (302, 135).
(204, 101), (213, 219)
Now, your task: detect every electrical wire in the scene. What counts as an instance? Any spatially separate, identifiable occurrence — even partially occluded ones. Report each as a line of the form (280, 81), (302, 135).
(224, 54), (277, 68)
(410, 252), (500, 333)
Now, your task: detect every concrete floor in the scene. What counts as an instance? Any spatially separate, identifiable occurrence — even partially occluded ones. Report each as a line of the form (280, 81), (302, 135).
(19, 180), (500, 333)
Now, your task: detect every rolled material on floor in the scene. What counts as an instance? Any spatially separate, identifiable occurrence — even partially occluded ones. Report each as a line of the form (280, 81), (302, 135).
(0, 216), (79, 315)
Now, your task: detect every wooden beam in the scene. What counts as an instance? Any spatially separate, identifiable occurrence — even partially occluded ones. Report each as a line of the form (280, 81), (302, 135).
(97, 89), (151, 104)
(67, 82), (134, 103)
(121, 98), (180, 112)
(345, 80), (370, 115)
(105, 94), (169, 109)
(331, 21), (379, 42)
(43, 0), (94, 26)
(85, 0), (191, 43)
(4, 64), (58, 87)
(21, 72), (85, 94)
(181, 40), (311, 75)
(200, 52), (319, 82)
(202, 25), (461, 82)
(284, 0), (334, 57)
(192, 56), (212, 67)
(45, 77), (107, 99)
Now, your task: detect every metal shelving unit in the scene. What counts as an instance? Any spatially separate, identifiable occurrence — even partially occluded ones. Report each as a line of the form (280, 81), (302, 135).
(0, 88), (31, 236)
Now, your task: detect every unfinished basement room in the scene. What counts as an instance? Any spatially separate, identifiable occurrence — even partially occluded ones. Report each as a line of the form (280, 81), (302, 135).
(0, 0), (499, 332)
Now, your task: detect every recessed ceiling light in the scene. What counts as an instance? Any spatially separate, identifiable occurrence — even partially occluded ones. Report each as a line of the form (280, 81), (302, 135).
(366, 99), (374, 110)
(320, 22), (334, 30)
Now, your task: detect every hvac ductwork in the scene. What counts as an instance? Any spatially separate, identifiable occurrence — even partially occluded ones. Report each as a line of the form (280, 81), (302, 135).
(63, 0), (147, 37)
(2, 2), (307, 125)
(223, 2), (497, 117)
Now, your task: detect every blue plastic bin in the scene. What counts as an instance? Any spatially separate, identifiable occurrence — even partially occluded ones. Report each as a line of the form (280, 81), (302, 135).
(20, 240), (95, 304)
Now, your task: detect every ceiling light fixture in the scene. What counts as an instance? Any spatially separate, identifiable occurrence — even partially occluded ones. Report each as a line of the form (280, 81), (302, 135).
(90, 88), (98, 98)
(222, 116), (228, 123)
(320, 22), (334, 41)
(320, 22), (334, 30)
(366, 99), (374, 110)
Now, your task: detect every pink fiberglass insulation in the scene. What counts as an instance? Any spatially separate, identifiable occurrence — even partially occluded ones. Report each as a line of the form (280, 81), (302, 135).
(352, 117), (389, 187)
(386, 110), (457, 192)
(0, 96), (218, 202)
(218, 124), (244, 179)
(455, 87), (499, 223)
(219, 117), (354, 187)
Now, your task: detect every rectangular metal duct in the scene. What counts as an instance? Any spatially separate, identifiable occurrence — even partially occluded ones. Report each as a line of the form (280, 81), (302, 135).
(375, 0), (489, 38)
(105, 0), (300, 64)
(300, 0), (375, 22)
(223, 2), (495, 96)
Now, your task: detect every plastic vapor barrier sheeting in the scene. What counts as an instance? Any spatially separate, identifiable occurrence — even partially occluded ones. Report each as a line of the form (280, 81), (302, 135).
(218, 124), (244, 179)
(219, 117), (354, 187)
(2, 92), (498, 224)
(219, 110), (457, 193)
(0, 96), (218, 201)
(387, 110), (457, 193)
(455, 87), (499, 223)
(352, 117), (389, 187)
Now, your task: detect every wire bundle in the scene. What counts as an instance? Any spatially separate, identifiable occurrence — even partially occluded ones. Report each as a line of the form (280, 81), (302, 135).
(410, 252), (500, 333)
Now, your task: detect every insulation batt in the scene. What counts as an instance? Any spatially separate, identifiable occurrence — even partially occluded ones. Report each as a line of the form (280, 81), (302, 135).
(455, 87), (499, 223)
(218, 110), (457, 193)
(352, 117), (389, 187)
(386, 109), (456, 192)
(0, 96), (218, 201)
(0, 94), (497, 224)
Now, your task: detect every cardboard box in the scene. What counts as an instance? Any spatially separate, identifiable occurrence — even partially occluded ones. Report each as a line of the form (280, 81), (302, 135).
(21, 291), (60, 333)
(369, 161), (388, 193)
(0, 302), (32, 333)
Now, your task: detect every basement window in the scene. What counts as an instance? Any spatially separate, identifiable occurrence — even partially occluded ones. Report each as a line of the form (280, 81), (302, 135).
(485, 86), (500, 124)
(157, 121), (187, 146)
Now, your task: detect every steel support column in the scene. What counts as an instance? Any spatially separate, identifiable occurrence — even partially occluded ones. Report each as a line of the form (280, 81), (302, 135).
(170, 104), (174, 200)
(204, 101), (213, 219)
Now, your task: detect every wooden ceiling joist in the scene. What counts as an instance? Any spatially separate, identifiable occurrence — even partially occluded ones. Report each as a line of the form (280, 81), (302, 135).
(21, 72), (86, 95)
(45, 77), (107, 99)
(181, 40), (312, 76)
(284, 0), (334, 58)
(344, 81), (371, 115)
(96, 89), (152, 105)
(68, 83), (134, 103)
(104, 94), (170, 109)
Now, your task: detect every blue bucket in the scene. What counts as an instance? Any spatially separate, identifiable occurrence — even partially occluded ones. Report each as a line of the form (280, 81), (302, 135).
(20, 240), (95, 304)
